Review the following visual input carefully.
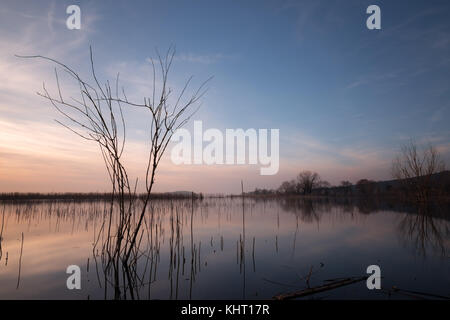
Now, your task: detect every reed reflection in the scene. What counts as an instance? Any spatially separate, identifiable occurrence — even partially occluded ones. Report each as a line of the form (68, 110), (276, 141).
(0, 198), (448, 300)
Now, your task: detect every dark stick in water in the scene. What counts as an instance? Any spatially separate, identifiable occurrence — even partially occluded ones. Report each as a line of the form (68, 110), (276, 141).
(16, 232), (24, 289)
(273, 276), (368, 300)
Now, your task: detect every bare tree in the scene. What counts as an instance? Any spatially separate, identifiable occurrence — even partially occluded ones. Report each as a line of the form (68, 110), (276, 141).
(340, 180), (352, 196)
(340, 181), (352, 187)
(392, 140), (446, 202)
(278, 180), (297, 194)
(317, 180), (331, 188)
(277, 171), (327, 195)
(18, 46), (211, 298)
(296, 171), (321, 195)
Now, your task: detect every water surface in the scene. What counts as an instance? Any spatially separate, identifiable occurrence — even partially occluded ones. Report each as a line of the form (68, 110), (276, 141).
(0, 198), (449, 299)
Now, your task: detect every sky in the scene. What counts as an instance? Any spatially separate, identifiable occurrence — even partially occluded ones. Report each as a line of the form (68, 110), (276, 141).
(0, 0), (449, 194)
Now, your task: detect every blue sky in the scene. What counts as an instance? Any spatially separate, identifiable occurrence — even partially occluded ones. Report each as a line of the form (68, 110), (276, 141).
(1, 0), (449, 193)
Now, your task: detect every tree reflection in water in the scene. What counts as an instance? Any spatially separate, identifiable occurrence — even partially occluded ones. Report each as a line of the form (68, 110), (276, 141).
(397, 203), (449, 258)
(271, 197), (449, 258)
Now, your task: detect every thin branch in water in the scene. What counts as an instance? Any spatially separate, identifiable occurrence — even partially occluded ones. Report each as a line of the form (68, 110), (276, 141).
(16, 232), (24, 290)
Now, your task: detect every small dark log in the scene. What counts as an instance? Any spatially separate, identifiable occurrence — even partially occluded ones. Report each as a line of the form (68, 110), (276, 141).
(273, 276), (368, 300)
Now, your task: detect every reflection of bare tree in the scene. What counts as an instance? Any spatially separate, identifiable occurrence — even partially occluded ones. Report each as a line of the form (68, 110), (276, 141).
(89, 198), (203, 299)
(278, 198), (322, 223)
(340, 199), (355, 215)
(355, 197), (378, 215)
(397, 204), (449, 258)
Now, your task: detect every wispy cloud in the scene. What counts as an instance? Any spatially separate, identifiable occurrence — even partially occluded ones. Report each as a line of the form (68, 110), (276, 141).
(276, 0), (346, 41)
(173, 53), (230, 64)
(346, 71), (400, 89)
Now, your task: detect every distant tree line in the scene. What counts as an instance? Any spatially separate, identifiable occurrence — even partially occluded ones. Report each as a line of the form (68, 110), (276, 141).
(277, 171), (330, 195)
(248, 141), (449, 203)
(0, 192), (204, 201)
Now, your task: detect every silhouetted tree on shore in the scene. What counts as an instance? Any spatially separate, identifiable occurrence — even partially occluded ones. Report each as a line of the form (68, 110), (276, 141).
(297, 171), (320, 194)
(276, 171), (328, 195)
(392, 140), (446, 202)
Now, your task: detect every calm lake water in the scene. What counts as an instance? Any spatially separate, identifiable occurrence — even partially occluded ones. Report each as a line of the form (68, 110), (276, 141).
(0, 197), (449, 300)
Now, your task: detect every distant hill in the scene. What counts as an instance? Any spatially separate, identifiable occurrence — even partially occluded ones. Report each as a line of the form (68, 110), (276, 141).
(311, 170), (450, 197)
(246, 170), (450, 199)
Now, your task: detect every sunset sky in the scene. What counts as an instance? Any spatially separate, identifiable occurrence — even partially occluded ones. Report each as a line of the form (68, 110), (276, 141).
(1, 0), (450, 193)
